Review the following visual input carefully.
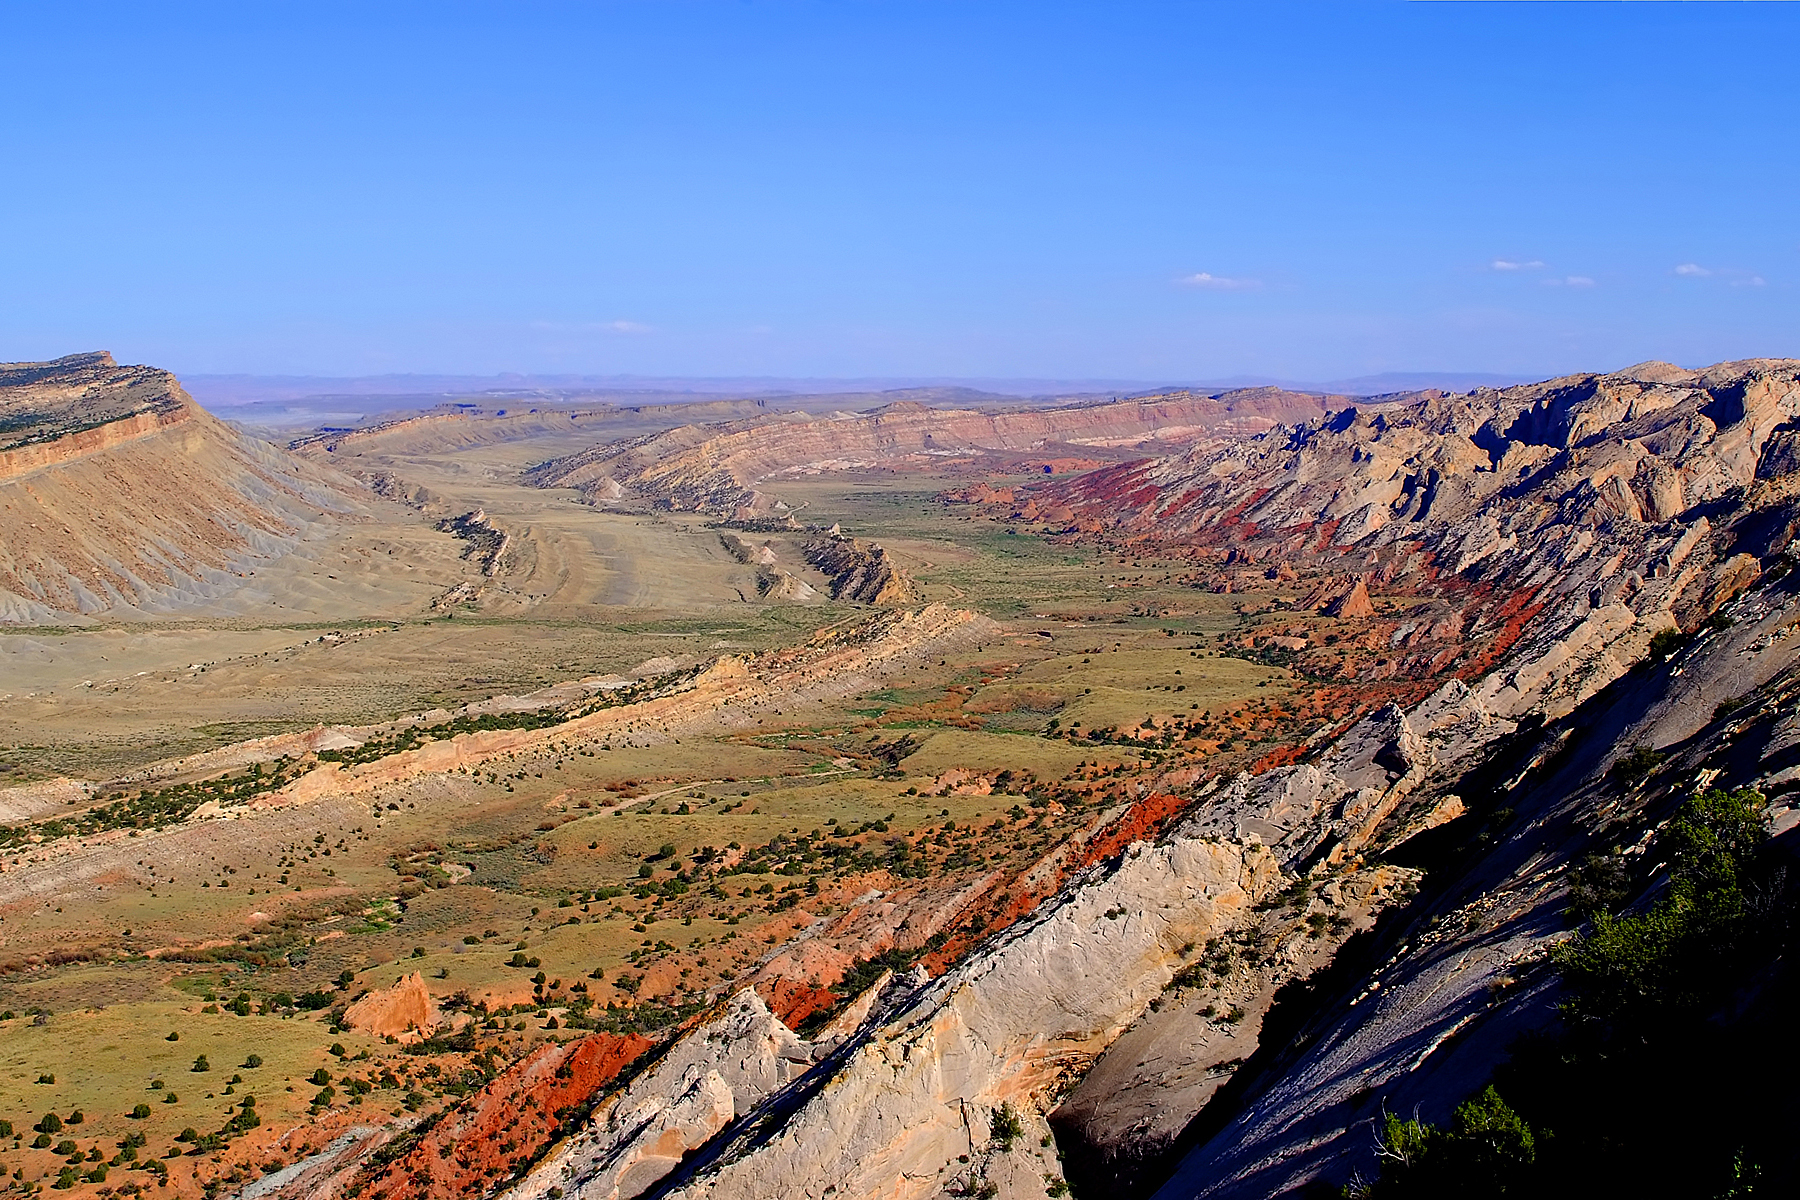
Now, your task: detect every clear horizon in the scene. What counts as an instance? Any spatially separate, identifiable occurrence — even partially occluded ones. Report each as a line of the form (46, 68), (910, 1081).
(4, 2), (1796, 381)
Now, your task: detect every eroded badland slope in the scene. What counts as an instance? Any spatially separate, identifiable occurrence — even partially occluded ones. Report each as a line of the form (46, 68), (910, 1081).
(0, 354), (395, 622)
(526, 389), (1335, 516)
(5, 356), (1800, 1200)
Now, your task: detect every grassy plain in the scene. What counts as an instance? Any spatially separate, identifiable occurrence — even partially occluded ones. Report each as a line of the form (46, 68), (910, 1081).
(0, 427), (1316, 1197)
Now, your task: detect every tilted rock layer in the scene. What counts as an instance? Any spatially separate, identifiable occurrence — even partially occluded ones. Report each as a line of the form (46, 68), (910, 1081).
(1006, 359), (1800, 718)
(0, 351), (369, 620)
(526, 389), (1337, 514)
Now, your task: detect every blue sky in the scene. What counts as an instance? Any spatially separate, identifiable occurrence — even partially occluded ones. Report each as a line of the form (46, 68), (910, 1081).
(2, 2), (1796, 382)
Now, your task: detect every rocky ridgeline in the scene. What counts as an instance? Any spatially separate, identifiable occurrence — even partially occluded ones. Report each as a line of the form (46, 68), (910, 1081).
(802, 528), (920, 605)
(436, 360), (1800, 1200)
(526, 389), (1336, 515)
(472, 661), (1461, 1200)
(996, 359), (1800, 720)
(717, 532), (819, 601)
(0, 351), (370, 620)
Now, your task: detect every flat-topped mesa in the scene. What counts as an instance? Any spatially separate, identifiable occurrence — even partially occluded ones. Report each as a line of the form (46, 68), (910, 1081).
(0, 351), (369, 620)
(0, 351), (191, 476)
(525, 387), (1340, 514)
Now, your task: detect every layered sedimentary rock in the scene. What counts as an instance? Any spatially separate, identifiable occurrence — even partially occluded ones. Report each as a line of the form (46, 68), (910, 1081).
(475, 360), (1800, 1200)
(505, 991), (813, 1200)
(351, 1033), (653, 1200)
(645, 837), (1283, 1200)
(993, 359), (1800, 719)
(343, 971), (439, 1038)
(803, 529), (920, 605)
(719, 532), (820, 601)
(0, 351), (369, 620)
(1154, 560), (1800, 1199)
(526, 389), (1336, 515)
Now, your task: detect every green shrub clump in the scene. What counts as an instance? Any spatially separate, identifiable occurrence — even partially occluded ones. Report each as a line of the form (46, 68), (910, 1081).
(1353, 788), (1792, 1198)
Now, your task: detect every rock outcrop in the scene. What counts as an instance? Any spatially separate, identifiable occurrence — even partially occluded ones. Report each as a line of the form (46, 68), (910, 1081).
(803, 530), (921, 605)
(1151, 566), (1800, 1199)
(638, 836), (1280, 1200)
(527, 389), (1338, 515)
(354, 1033), (652, 1200)
(505, 991), (812, 1200)
(996, 359), (1800, 719)
(343, 971), (438, 1038)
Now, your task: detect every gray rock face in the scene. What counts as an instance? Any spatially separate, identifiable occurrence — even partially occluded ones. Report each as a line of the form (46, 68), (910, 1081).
(657, 838), (1283, 1200)
(1179, 683), (1502, 872)
(506, 990), (814, 1200)
(1036, 359), (1800, 717)
(1149, 573), (1800, 1199)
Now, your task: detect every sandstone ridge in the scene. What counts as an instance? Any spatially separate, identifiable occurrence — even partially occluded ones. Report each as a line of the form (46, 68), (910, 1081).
(988, 359), (1800, 719)
(526, 388), (1339, 514)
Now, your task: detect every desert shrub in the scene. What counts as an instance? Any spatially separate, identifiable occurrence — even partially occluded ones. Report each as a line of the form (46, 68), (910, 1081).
(1554, 788), (1767, 1033)
(1359, 788), (1792, 1198)
(1352, 1086), (1536, 1198)
(1608, 744), (1664, 787)
(990, 1103), (1024, 1149)
(1645, 627), (1688, 662)
(1564, 849), (1632, 921)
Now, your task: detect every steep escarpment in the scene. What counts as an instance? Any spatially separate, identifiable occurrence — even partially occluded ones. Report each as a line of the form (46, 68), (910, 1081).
(457, 359), (1800, 1200)
(0, 351), (371, 621)
(802, 528), (920, 605)
(1150, 564), (1800, 1199)
(526, 388), (1336, 515)
(985, 359), (1800, 720)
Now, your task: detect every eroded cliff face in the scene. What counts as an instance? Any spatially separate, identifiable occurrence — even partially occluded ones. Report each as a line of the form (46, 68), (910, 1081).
(1151, 564), (1800, 1199)
(0, 351), (370, 620)
(505, 991), (813, 1200)
(803, 530), (921, 605)
(465, 360), (1800, 1200)
(526, 389), (1337, 515)
(498, 836), (1285, 1200)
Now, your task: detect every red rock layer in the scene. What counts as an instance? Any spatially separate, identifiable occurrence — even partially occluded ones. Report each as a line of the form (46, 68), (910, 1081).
(356, 1032), (652, 1200)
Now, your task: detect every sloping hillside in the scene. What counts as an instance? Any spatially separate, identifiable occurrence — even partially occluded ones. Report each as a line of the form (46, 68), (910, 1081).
(0, 352), (373, 620)
(461, 359), (1800, 1200)
(988, 359), (1800, 719)
(527, 388), (1337, 515)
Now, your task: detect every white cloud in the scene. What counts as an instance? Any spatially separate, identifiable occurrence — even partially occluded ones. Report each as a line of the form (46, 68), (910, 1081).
(1542, 275), (1596, 288)
(1732, 275), (1768, 288)
(1178, 272), (1260, 290)
(606, 320), (653, 333)
(1491, 259), (1545, 271)
(1674, 263), (1712, 277)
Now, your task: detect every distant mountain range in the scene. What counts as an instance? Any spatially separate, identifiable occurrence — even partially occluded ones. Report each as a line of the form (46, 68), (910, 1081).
(183, 369), (1543, 428)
